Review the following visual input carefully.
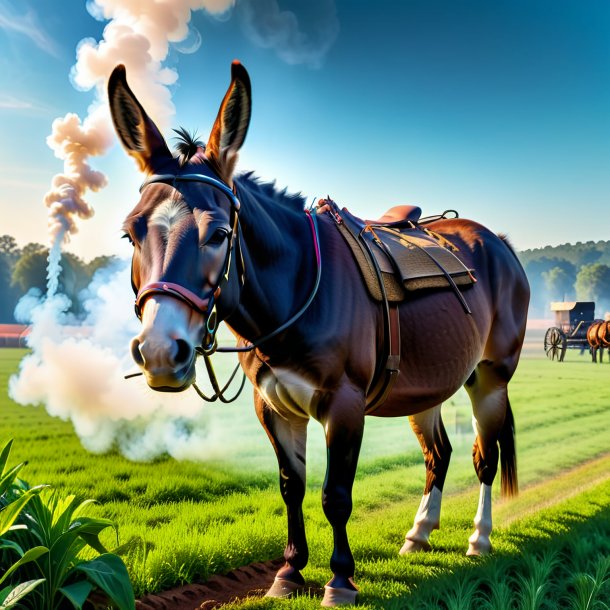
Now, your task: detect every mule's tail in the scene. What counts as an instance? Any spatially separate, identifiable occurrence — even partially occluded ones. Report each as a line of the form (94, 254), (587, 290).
(499, 397), (518, 497)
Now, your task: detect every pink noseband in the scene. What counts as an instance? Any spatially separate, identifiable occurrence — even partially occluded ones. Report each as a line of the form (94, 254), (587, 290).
(134, 282), (211, 319)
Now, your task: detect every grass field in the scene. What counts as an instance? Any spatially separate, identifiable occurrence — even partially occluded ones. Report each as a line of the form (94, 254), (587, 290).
(1, 343), (609, 608)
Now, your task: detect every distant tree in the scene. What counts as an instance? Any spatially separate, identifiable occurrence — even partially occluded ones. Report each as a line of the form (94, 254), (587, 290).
(11, 250), (48, 294)
(575, 263), (610, 304)
(87, 255), (119, 277)
(0, 254), (20, 322)
(0, 235), (19, 259)
(0, 237), (22, 321)
(543, 266), (575, 301)
(20, 242), (46, 258)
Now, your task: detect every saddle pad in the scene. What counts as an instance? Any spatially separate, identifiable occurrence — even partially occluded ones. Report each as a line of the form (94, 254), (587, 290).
(336, 222), (474, 303)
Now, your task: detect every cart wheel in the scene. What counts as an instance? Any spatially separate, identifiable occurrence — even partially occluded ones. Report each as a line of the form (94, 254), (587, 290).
(544, 327), (567, 361)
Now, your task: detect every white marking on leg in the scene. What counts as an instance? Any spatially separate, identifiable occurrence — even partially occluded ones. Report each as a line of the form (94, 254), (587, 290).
(400, 486), (442, 554)
(467, 483), (493, 556)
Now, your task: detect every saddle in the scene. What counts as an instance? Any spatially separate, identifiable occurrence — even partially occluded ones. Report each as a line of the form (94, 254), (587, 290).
(319, 198), (476, 415)
(325, 203), (475, 302)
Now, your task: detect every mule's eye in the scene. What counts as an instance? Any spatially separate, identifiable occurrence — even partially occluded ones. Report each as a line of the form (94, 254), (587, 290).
(204, 228), (229, 247)
(122, 233), (134, 245)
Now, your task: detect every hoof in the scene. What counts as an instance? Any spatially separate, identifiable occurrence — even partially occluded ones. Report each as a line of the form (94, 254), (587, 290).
(321, 584), (358, 607)
(399, 537), (432, 554)
(265, 577), (303, 598)
(466, 537), (492, 556)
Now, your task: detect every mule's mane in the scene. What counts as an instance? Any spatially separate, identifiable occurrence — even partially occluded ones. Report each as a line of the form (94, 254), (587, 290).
(173, 126), (306, 212)
(236, 171), (306, 212)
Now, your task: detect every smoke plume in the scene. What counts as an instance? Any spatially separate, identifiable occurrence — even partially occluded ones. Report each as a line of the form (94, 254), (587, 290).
(10, 0), (240, 461)
(10, 263), (236, 461)
(46, 0), (236, 257)
(236, 0), (339, 68)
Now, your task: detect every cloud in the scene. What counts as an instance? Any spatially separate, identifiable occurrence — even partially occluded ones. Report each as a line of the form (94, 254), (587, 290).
(0, 93), (54, 114)
(173, 24), (203, 54)
(236, 0), (339, 68)
(0, 1), (62, 58)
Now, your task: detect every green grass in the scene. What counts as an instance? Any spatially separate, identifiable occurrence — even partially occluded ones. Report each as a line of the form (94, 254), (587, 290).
(1, 347), (609, 606)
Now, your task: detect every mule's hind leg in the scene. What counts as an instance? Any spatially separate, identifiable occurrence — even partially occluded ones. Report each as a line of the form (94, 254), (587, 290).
(464, 361), (517, 556)
(255, 394), (309, 597)
(400, 405), (451, 554)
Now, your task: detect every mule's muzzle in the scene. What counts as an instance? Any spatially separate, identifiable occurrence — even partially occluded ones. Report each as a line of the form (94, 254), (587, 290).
(130, 336), (197, 392)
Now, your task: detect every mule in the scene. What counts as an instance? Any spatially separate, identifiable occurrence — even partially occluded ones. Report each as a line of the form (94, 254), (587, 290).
(587, 321), (610, 363)
(108, 61), (530, 606)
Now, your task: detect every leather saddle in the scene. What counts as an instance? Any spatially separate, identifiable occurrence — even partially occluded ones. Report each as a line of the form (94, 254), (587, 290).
(320, 199), (475, 303)
(364, 205), (422, 227)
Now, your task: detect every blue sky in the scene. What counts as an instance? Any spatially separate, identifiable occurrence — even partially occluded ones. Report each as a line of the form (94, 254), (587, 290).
(0, 0), (609, 260)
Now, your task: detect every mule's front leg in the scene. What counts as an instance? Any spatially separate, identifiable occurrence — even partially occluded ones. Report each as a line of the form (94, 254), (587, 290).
(255, 394), (309, 598)
(320, 383), (365, 607)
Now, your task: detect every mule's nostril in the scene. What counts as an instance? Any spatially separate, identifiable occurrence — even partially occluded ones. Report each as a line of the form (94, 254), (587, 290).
(174, 339), (193, 366)
(130, 338), (145, 366)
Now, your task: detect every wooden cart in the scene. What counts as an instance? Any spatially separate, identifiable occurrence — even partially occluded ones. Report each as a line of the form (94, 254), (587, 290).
(544, 302), (596, 361)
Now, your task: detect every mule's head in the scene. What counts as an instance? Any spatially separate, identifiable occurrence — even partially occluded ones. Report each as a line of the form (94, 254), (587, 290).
(108, 62), (251, 391)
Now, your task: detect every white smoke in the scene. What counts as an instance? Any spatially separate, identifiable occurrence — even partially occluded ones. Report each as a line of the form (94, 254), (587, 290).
(10, 0), (240, 461)
(10, 262), (234, 461)
(45, 0), (236, 257)
(236, 0), (339, 68)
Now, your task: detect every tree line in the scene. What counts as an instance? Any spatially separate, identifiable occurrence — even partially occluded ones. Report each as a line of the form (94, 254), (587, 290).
(519, 240), (610, 318)
(0, 234), (117, 323)
(1, 234), (609, 323)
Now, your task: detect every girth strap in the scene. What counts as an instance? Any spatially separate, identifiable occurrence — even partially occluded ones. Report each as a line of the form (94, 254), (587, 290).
(335, 203), (401, 414)
(365, 303), (401, 415)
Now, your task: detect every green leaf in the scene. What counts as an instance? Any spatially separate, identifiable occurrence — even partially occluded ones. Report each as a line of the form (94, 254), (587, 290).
(0, 463), (25, 497)
(75, 554), (135, 610)
(0, 545), (49, 586)
(48, 516), (115, 583)
(0, 579), (45, 609)
(0, 440), (14, 476)
(0, 540), (24, 556)
(59, 581), (93, 610)
(51, 494), (79, 533)
(0, 486), (46, 537)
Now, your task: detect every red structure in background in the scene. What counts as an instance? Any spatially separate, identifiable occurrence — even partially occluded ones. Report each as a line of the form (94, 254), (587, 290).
(0, 325), (30, 347)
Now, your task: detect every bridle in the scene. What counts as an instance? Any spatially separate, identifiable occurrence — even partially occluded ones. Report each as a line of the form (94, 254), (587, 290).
(128, 171), (322, 402)
(135, 173), (243, 354)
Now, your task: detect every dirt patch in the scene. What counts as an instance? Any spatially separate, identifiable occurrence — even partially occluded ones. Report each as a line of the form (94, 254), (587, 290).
(136, 558), (289, 610)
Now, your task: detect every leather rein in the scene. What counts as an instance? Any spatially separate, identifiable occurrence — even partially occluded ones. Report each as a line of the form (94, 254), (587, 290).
(127, 172), (322, 404)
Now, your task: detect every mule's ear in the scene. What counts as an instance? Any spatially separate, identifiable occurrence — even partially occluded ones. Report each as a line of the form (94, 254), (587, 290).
(107, 64), (172, 172)
(206, 61), (251, 183)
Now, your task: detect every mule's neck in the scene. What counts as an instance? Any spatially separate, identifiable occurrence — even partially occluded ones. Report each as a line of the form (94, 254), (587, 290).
(225, 178), (316, 346)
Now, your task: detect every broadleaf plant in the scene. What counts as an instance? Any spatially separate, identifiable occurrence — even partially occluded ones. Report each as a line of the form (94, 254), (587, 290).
(0, 440), (48, 607)
(0, 439), (135, 609)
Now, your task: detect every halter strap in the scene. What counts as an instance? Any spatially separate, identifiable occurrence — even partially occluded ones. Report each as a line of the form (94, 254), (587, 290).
(216, 209), (321, 353)
(140, 173), (240, 210)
